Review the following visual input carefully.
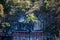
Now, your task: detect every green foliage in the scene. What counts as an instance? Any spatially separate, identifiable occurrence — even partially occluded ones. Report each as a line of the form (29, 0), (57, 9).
(1, 22), (10, 27)
(0, 4), (4, 17)
(18, 1), (31, 11)
(43, 22), (59, 37)
(44, 0), (49, 9)
(26, 13), (39, 23)
(6, 0), (32, 12)
(6, 0), (14, 6)
(9, 9), (16, 15)
(1, 0), (59, 36)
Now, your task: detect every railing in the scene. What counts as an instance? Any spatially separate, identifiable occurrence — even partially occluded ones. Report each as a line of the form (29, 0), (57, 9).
(12, 31), (55, 40)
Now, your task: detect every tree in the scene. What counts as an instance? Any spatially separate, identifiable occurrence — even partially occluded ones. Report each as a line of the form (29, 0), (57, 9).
(0, 0), (59, 37)
(26, 13), (39, 23)
(0, 4), (4, 17)
(42, 0), (59, 38)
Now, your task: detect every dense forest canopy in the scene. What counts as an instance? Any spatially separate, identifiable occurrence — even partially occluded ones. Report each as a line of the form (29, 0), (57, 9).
(0, 0), (60, 37)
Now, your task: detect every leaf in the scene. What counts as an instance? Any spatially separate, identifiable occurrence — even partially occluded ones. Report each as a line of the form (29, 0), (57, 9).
(5, 22), (10, 27)
(26, 13), (39, 23)
(44, 0), (49, 8)
(1, 22), (10, 27)
(0, 4), (4, 17)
